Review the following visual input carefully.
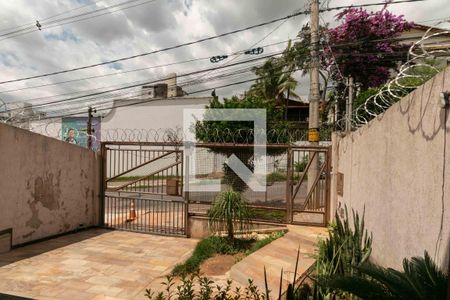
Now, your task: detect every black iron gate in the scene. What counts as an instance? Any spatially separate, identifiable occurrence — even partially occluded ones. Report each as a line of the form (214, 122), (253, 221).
(100, 142), (187, 236)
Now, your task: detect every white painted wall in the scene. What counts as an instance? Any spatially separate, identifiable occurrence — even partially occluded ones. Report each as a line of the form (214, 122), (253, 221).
(101, 97), (211, 134)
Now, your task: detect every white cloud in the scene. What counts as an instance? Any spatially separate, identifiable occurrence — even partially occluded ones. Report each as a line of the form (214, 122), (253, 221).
(0, 0), (448, 113)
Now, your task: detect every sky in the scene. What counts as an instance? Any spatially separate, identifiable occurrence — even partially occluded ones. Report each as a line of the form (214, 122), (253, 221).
(0, 0), (449, 117)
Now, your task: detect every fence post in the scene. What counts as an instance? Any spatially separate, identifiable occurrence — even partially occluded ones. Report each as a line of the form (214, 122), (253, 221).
(285, 146), (293, 223)
(325, 146), (332, 226)
(183, 153), (190, 237)
(99, 142), (107, 226)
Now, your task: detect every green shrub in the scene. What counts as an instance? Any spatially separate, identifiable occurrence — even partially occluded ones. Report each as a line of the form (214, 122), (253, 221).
(146, 274), (266, 300)
(322, 251), (448, 300)
(266, 172), (287, 183)
(172, 236), (228, 275)
(172, 236), (253, 276)
(249, 209), (286, 222)
(310, 206), (372, 299)
(294, 155), (308, 172)
(172, 232), (286, 276)
(208, 190), (251, 239)
(317, 206), (372, 278)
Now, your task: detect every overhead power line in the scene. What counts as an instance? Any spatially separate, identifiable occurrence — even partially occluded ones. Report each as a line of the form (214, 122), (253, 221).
(33, 65), (261, 117)
(3, 34), (431, 114)
(30, 72), (295, 122)
(14, 52), (414, 119)
(0, 38), (297, 94)
(1, 0), (426, 41)
(0, 0), (109, 33)
(0, 0), (158, 40)
(3, 51), (284, 113)
(0, 10), (309, 85)
(4, 38), (431, 113)
(0, 0), (425, 86)
(13, 57), (265, 113)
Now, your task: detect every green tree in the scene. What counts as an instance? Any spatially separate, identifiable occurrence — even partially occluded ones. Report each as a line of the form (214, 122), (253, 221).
(195, 95), (292, 192)
(249, 57), (299, 106)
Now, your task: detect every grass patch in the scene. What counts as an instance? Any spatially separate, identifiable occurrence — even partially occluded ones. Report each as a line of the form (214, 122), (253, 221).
(172, 231), (285, 276)
(249, 208), (286, 222)
(172, 236), (250, 276)
(245, 231), (285, 255)
(266, 172), (287, 182)
(266, 172), (301, 184)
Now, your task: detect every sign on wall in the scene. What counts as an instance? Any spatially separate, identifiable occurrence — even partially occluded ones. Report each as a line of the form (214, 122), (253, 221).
(61, 117), (101, 150)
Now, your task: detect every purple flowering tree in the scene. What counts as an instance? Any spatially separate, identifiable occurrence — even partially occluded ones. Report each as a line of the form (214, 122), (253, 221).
(325, 6), (413, 88)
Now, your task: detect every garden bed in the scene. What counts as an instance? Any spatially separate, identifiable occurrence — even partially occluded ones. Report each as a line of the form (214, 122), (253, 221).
(172, 231), (286, 276)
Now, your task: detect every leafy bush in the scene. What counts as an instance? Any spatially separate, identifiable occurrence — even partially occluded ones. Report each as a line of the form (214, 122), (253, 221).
(208, 191), (252, 239)
(312, 206), (372, 298)
(146, 274), (267, 300)
(322, 251), (448, 300)
(317, 206), (372, 276)
(351, 60), (444, 125)
(294, 155), (308, 172)
(266, 172), (287, 183)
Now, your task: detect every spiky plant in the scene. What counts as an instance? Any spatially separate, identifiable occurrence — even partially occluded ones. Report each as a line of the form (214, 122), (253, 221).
(322, 251), (448, 300)
(313, 205), (372, 298)
(208, 190), (251, 240)
(316, 206), (372, 277)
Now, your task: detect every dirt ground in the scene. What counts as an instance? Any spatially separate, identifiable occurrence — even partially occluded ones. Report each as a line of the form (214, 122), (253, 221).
(200, 255), (237, 276)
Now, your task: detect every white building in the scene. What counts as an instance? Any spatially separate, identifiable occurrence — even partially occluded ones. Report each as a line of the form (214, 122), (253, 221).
(26, 73), (212, 144)
(100, 96), (211, 139)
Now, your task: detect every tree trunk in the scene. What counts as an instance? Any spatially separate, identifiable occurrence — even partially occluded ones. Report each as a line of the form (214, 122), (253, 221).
(227, 217), (234, 239)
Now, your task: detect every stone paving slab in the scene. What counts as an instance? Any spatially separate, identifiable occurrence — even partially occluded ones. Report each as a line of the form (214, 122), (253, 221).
(0, 229), (198, 300)
(229, 225), (327, 294)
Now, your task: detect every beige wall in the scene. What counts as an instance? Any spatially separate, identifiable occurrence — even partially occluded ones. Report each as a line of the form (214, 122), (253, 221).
(331, 67), (450, 270)
(0, 123), (100, 246)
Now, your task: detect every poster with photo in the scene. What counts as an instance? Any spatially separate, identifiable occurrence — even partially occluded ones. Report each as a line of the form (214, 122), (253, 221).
(61, 117), (101, 150)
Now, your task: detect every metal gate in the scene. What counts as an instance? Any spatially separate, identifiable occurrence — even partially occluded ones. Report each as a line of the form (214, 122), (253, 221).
(100, 142), (331, 236)
(100, 142), (187, 236)
(184, 144), (331, 227)
(287, 146), (331, 226)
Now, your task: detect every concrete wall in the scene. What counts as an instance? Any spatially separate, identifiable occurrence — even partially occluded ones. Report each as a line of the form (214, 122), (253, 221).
(0, 123), (100, 247)
(331, 67), (450, 270)
(188, 216), (286, 239)
(101, 97), (211, 132)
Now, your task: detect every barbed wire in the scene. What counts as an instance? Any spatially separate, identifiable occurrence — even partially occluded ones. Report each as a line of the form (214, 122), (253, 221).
(25, 122), (333, 145)
(336, 19), (450, 130)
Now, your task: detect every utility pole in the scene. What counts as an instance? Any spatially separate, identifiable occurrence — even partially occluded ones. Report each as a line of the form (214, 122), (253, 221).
(345, 76), (354, 133)
(307, 0), (321, 207)
(87, 106), (94, 150)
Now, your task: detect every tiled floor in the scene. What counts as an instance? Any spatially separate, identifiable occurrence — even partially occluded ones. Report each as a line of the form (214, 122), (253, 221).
(0, 229), (198, 300)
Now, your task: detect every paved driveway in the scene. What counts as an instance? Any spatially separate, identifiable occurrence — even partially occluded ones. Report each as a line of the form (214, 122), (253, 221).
(0, 229), (197, 300)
